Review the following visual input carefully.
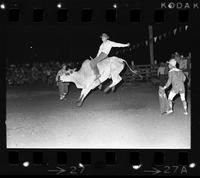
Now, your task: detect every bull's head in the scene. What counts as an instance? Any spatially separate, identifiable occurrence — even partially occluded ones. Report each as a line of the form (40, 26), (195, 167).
(60, 68), (76, 82)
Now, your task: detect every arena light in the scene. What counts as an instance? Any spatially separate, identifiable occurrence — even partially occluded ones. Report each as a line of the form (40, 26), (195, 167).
(189, 163), (196, 168)
(113, 3), (118, 9)
(132, 164), (142, 170)
(22, 161), (30, 167)
(57, 2), (62, 8)
(0, 3), (6, 10)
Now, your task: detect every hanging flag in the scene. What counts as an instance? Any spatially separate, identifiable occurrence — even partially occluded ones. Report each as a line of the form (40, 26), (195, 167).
(185, 25), (188, 30)
(154, 37), (157, 43)
(173, 28), (177, 35)
(145, 40), (148, 46)
(159, 35), (162, 41)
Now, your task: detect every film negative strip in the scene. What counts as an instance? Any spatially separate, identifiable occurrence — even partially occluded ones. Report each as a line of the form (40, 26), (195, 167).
(0, 0), (199, 176)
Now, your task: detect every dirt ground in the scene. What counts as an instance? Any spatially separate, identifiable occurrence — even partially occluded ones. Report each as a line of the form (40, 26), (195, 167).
(6, 82), (191, 149)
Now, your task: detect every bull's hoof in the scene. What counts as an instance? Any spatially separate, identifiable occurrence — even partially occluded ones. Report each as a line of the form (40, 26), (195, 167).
(111, 86), (116, 92)
(76, 100), (83, 107)
(104, 87), (111, 93)
(76, 98), (81, 103)
(98, 84), (102, 90)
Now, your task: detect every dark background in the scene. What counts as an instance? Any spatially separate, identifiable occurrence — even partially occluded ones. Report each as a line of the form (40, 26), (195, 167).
(2, 0), (196, 65)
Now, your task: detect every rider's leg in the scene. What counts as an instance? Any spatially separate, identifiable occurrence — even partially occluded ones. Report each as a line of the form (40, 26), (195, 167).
(90, 58), (100, 79)
(92, 52), (108, 81)
(93, 58), (101, 79)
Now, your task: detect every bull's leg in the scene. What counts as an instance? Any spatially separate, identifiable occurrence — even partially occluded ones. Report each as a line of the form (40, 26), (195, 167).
(76, 87), (92, 107)
(104, 60), (124, 93)
(76, 100), (83, 107)
(76, 95), (83, 103)
(104, 85), (111, 93)
(104, 76), (122, 93)
(81, 88), (92, 101)
(76, 93), (84, 106)
(76, 90), (84, 103)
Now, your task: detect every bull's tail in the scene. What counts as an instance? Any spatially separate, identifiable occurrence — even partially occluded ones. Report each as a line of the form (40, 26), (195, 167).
(121, 59), (143, 79)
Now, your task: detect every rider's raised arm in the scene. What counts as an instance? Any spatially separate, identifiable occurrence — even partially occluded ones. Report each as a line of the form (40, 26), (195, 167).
(110, 41), (129, 48)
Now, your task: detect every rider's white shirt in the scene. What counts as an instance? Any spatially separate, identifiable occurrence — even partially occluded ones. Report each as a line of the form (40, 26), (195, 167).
(97, 40), (128, 57)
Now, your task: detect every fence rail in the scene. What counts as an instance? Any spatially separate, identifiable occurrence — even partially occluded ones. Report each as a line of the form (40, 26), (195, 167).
(124, 64), (159, 84)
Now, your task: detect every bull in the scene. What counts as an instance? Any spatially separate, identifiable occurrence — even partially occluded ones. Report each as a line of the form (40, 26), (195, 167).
(60, 56), (142, 106)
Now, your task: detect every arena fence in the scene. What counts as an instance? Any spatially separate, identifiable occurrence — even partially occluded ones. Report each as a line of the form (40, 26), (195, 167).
(123, 64), (191, 89)
(124, 64), (159, 84)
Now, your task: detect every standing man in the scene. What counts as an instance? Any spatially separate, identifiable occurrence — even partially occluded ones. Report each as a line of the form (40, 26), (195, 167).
(157, 62), (166, 86)
(55, 63), (69, 100)
(90, 33), (130, 82)
(162, 59), (188, 115)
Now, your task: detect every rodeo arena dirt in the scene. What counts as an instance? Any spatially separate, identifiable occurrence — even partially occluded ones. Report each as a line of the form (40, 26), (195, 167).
(6, 52), (191, 149)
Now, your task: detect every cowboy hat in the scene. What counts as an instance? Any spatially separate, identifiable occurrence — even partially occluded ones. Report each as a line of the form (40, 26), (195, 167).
(100, 33), (109, 39)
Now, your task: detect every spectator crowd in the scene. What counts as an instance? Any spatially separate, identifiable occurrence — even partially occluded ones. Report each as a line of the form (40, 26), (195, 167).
(6, 61), (78, 86)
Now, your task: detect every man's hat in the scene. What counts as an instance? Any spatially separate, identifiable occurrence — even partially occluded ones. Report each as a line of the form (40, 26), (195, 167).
(100, 33), (109, 39)
(167, 59), (177, 67)
(160, 62), (165, 66)
(62, 63), (67, 67)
